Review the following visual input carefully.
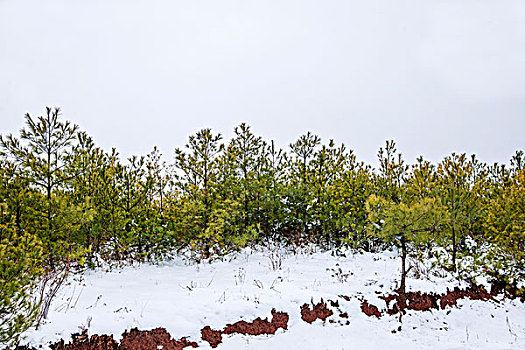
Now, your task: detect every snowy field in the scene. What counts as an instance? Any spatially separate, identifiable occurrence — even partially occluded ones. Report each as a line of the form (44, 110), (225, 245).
(19, 247), (525, 349)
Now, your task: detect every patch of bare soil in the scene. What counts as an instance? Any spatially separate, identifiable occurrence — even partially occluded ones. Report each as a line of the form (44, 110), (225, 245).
(300, 299), (333, 323)
(380, 291), (440, 315)
(201, 309), (289, 348)
(19, 311), (288, 350)
(120, 328), (198, 350)
(439, 285), (491, 309)
(490, 277), (525, 302)
(27, 328), (197, 350)
(200, 327), (223, 349)
(362, 282), (523, 318)
(360, 300), (382, 318)
(223, 309), (289, 336)
(19, 280), (522, 349)
(49, 330), (118, 350)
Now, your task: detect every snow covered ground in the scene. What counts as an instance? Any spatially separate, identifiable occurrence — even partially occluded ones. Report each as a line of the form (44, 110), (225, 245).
(19, 246), (525, 349)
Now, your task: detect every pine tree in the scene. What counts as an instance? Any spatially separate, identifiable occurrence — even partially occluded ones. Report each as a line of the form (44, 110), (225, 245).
(63, 132), (105, 262)
(308, 140), (352, 244)
(1, 107), (78, 265)
(483, 167), (525, 289)
(366, 194), (444, 295)
(144, 147), (174, 258)
(175, 129), (223, 256)
(90, 148), (125, 260)
(287, 132), (321, 240)
(259, 140), (287, 240)
(376, 140), (408, 203)
(436, 153), (474, 271)
(223, 123), (265, 233)
(0, 159), (43, 347)
(338, 157), (373, 249)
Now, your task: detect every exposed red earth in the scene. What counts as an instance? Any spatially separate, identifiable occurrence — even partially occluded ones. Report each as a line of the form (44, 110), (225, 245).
(223, 309), (289, 336)
(119, 328), (198, 350)
(18, 310), (289, 350)
(201, 309), (289, 348)
(15, 283), (524, 349)
(49, 330), (118, 350)
(361, 283), (524, 318)
(438, 285), (492, 310)
(360, 300), (382, 318)
(200, 326), (223, 348)
(18, 328), (197, 350)
(490, 279), (524, 301)
(300, 299), (334, 323)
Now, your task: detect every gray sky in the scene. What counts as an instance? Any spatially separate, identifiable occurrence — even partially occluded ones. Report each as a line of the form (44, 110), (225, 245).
(1, 0), (524, 166)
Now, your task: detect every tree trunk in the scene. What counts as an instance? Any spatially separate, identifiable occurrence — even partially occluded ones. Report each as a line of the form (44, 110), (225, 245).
(452, 225), (457, 272)
(302, 155), (307, 237)
(47, 183), (54, 268)
(15, 202), (21, 232)
(203, 161), (210, 258)
(400, 234), (407, 296)
(204, 161), (209, 231)
(243, 167), (248, 232)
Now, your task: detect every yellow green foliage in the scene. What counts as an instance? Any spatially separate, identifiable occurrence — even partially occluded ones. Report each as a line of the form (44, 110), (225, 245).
(483, 169), (525, 283)
(366, 194), (444, 245)
(0, 214), (43, 346)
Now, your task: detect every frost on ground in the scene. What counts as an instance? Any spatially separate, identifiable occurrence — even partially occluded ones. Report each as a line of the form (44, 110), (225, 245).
(18, 247), (525, 349)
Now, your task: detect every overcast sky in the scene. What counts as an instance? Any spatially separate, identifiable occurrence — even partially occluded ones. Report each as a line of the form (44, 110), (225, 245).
(1, 0), (524, 166)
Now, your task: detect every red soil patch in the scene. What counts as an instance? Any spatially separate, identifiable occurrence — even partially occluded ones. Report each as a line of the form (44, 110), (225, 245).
(120, 328), (198, 350)
(22, 279), (522, 349)
(21, 310), (288, 350)
(44, 328), (196, 350)
(360, 300), (382, 318)
(439, 285), (490, 309)
(300, 299), (334, 323)
(362, 283), (514, 318)
(439, 288), (464, 309)
(382, 287), (490, 316)
(201, 309), (289, 348)
(380, 291), (439, 313)
(223, 309), (289, 336)
(405, 291), (438, 311)
(489, 278), (525, 301)
(200, 326), (223, 348)
(50, 331), (118, 350)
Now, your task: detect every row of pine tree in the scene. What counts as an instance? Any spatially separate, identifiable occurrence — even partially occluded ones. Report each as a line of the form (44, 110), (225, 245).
(1, 107), (524, 344)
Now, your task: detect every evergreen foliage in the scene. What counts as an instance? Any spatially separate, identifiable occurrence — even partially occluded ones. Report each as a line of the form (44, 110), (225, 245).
(366, 195), (444, 295)
(1, 107), (524, 344)
(0, 162), (43, 347)
(483, 168), (525, 290)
